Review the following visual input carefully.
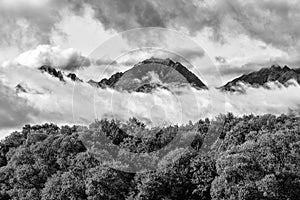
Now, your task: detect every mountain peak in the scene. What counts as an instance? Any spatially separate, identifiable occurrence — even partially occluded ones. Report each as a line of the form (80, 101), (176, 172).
(270, 64), (281, 69)
(268, 64), (291, 72)
(115, 57), (207, 91)
(88, 57), (207, 92)
(283, 65), (291, 71)
(67, 73), (83, 82)
(15, 84), (28, 93)
(140, 57), (175, 66)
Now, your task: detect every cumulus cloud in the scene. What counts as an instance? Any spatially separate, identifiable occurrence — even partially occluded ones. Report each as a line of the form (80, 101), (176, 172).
(2, 45), (90, 71)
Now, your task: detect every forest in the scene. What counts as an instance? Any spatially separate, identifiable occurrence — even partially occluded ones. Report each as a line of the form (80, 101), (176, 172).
(0, 113), (299, 200)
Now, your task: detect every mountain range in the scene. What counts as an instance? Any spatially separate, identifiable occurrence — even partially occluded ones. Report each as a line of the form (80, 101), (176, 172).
(15, 58), (300, 94)
(220, 65), (300, 92)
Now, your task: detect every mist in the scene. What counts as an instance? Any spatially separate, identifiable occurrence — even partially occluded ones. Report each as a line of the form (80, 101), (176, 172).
(1, 62), (299, 139)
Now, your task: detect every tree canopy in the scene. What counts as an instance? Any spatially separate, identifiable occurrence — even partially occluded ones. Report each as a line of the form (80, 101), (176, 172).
(0, 114), (299, 200)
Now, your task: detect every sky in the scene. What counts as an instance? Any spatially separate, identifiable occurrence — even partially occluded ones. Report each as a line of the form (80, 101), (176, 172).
(0, 0), (300, 138)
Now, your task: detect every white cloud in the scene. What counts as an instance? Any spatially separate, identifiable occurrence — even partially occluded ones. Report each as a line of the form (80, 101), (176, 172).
(3, 45), (90, 70)
(1, 62), (300, 139)
(1, 47), (300, 139)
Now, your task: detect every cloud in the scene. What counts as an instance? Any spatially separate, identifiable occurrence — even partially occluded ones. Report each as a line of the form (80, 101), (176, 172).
(0, 0), (61, 48)
(1, 0), (300, 56)
(95, 58), (118, 66)
(215, 56), (227, 64)
(0, 80), (39, 129)
(225, 0), (300, 52)
(115, 48), (203, 70)
(88, 0), (166, 31)
(218, 64), (259, 77)
(1, 54), (300, 139)
(3, 45), (91, 71)
(218, 56), (300, 78)
(224, 80), (300, 115)
(177, 48), (205, 61)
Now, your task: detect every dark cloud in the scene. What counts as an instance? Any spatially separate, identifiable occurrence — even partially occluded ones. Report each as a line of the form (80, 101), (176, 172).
(88, 0), (166, 31)
(177, 48), (205, 61)
(95, 58), (118, 66)
(63, 55), (91, 71)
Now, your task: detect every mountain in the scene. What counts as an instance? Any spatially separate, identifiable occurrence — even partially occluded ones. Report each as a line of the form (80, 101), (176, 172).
(67, 73), (83, 82)
(39, 65), (65, 82)
(37, 58), (206, 92)
(88, 72), (124, 88)
(15, 83), (44, 94)
(114, 58), (207, 91)
(15, 66), (83, 94)
(135, 83), (169, 93)
(89, 58), (207, 92)
(220, 65), (300, 92)
(39, 65), (83, 83)
(15, 84), (28, 93)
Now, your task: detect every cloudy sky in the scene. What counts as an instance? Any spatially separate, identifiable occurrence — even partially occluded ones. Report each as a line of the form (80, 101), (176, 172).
(1, 0), (300, 138)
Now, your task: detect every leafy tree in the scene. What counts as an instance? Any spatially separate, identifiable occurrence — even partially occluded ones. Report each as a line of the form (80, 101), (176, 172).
(85, 166), (133, 200)
(42, 171), (87, 200)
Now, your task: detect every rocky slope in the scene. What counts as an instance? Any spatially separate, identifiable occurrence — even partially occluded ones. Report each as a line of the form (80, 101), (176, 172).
(39, 65), (65, 82)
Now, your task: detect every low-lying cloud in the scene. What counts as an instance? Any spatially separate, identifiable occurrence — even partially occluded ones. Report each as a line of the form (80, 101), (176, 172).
(1, 58), (300, 139)
(0, 80), (38, 129)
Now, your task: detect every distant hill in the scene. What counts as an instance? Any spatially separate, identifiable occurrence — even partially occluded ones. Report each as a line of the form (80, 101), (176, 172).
(220, 65), (300, 92)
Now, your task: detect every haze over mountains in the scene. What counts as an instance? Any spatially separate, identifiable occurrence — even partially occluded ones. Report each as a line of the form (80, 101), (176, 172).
(15, 58), (300, 94)
(3, 55), (300, 140)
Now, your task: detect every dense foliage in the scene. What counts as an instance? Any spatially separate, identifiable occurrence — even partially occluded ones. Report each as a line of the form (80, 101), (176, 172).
(0, 114), (299, 200)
